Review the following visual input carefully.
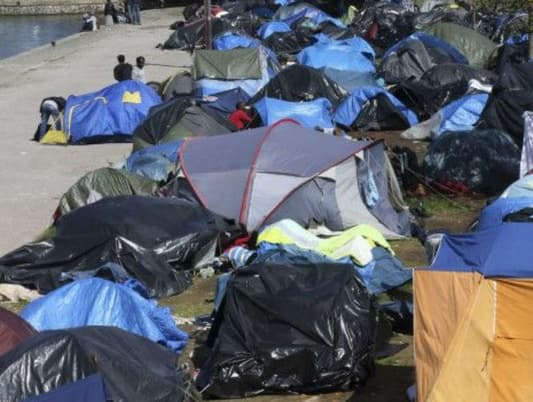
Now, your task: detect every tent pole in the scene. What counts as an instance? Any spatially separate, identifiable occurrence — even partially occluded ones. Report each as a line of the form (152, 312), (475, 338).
(205, 0), (212, 50)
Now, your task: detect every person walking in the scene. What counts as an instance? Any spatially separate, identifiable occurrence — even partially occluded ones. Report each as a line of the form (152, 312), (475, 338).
(113, 54), (133, 81)
(104, 0), (115, 26)
(38, 97), (66, 140)
(132, 56), (146, 83)
(131, 0), (141, 25)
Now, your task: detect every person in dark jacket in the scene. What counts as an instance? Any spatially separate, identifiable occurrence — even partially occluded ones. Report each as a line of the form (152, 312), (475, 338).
(104, 0), (116, 26)
(113, 54), (132, 81)
(38, 96), (66, 140)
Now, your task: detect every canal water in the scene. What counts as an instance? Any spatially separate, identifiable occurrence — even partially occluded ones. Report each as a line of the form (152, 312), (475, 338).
(0, 15), (81, 60)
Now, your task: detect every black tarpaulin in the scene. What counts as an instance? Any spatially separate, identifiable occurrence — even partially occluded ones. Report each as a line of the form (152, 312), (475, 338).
(197, 258), (375, 398)
(0, 326), (191, 402)
(424, 129), (520, 195)
(478, 89), (533, 147)
(249, 64), (347, 106)
(0, 196), (236, 298)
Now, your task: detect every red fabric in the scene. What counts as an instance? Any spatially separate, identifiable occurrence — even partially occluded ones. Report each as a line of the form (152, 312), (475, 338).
(366, 21), (378, 41)
(228, 110), (252, 129)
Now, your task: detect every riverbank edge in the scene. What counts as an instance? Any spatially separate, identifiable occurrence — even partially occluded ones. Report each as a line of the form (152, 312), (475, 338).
(0, 4), (102, 15)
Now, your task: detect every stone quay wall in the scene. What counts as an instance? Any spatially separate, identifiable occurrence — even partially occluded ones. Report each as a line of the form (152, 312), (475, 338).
(0, 0), (105, 15)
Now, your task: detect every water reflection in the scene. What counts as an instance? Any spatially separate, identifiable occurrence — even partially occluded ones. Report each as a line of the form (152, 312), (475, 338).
(0, 15), (81, 59)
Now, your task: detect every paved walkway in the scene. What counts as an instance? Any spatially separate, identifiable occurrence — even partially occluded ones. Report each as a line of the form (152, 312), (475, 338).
(0, 8), (191, 253)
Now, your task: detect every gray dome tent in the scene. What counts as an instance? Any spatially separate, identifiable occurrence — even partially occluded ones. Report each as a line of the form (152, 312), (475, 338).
(177, 120), (411, 238)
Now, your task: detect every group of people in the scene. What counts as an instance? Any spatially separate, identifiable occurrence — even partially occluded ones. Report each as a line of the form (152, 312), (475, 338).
(113, 55), (146, 83)
(104, 0), (142, 26)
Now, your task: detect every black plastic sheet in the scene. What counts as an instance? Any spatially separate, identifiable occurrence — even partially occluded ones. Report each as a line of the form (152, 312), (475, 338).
(0, 196), (238, 298)
(0, 326), (192, 402)
(197, 257), (375, 398)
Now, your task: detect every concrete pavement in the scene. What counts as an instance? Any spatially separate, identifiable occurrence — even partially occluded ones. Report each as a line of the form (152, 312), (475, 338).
(0, 8), (191, 253)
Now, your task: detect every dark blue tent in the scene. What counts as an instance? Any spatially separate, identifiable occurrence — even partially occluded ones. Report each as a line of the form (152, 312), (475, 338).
(64, 80), (161, 144)
(24, 374), (107, 402)
(21, 278), (189, 353)
(431, 223), (533, 278)
(201, 87), (250, 123)
(476, 198), (533, 231)
(125, 140), (182, 181)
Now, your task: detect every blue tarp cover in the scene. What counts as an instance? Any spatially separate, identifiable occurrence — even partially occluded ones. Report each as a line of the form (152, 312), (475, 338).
(382, 32), (468, 65)
(297, 41), (375, 74)
(21, 278), (188, 353)
(255, 97), (334, 128)
(257, 21), (291, 39)
(436, 93), (489, 136)
(334, 86), (418, 127)
(213, 32), (262, 50)
(279, 6), (345, 28)
(64, 80), (161, 144)
(476, 198), (533, 231)
(430, 223), (533, 278)
(24, 374), (107, 402)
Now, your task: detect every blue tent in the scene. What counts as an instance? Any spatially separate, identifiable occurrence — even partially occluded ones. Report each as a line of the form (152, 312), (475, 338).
(313, 35), (375, 62)
(382, 32), (468, 65)
(124, 141), (182, 181)
(334, 86), (418, 128)
(501, 175), (533, 198)
(431, 223), (533, 278)
(21, 278), (188, 353)
(257, 21), (291, 39)
(24, 374), (107, 402)
(64, 80), (161, 144)
(213, 31), (262, 50)
(435, 93), (489, 137)
(201, 87), (250, 122)
(297, 41), (375, 74)
(477, 197), (533, 231)
(322, 68), (375, 92)
(255, 97), (334, 128)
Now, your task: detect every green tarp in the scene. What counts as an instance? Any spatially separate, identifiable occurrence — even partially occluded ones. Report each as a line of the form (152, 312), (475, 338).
(193, 48), (263, 80)
(58, 168), (157, 216)
(425, 23), (498, 68)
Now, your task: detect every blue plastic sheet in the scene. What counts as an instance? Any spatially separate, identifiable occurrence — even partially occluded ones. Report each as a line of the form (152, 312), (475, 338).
(436, 93), (489, 137)
(477, 197), (533, 231)
(24, 374), (108, 402)
(297, 42), (375, 74)
(255, 97), (334, 128)
(21, 278), (188, 353)
(125, 140), (182, 181)
(334, 86), (418, 127)
(257, 21), (291, 39)
(213, 32), (262, 50)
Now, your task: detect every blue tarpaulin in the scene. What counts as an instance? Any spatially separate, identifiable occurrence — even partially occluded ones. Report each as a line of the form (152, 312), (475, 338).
(476, 197), (533, 231)
(21, 278), (188, 353)
(257, 21), (291, 39)
(334, 86), (418, 127)
(213, 32), (262, 50)
(313, 35), (375, 62)
(125, 140), (182, 181)
(64, 80), (161, 144)
(436, 93), (489, 137)
(431, 223), (533, 278)
(24, 374), (108, 402)
(322, 68), (376, 92)
(255, 97), (334, 128)
(382, 32), (468, 65)
(297, 41), (375, 74)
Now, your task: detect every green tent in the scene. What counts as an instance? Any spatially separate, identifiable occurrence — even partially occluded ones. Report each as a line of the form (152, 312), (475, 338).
(58, 168), (157, 217)
(193, 48), (263, 80)
(425, 23), (498, 68)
